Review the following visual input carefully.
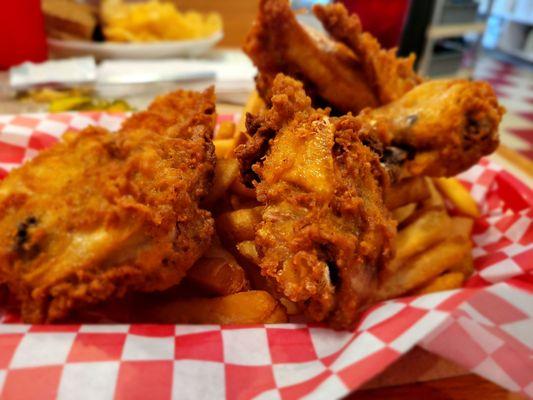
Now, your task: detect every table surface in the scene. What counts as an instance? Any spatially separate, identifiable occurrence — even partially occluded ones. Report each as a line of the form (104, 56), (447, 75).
(0, 76), (529, 400)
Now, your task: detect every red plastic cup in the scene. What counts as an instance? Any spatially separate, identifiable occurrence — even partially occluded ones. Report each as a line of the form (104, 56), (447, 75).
(0, 0), (48, 70)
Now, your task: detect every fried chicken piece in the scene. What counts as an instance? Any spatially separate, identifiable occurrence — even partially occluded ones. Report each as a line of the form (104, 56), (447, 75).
(0, 88), (216, 323)
(235, 74), (395, 328)
(359, 79), (504, 179)
(244, 0), (421, 114)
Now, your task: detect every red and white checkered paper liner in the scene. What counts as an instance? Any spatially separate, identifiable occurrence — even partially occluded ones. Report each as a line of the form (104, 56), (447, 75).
(0, 112), (531, 400)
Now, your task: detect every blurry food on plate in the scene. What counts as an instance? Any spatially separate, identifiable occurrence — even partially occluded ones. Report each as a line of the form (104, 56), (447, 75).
(42, 0), (98, 41)
(100, 0), (222, 42)
(0, 88), (216, 323)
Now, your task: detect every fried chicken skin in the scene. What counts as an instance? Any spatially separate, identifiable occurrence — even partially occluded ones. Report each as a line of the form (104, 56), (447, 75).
(244, 0), (421, 114)
(359, 79), (504, 179)
(235, 75), (395, 328)
(0, 88), (216, 323)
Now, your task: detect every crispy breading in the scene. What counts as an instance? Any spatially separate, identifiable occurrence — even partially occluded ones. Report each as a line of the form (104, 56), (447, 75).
(359, 79), (504, 178)
(0, 88), (216, 323)
(236, 74), (395, 328)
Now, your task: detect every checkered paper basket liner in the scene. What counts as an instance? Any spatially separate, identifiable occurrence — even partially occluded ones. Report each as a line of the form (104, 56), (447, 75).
(0, 112), (531, 400)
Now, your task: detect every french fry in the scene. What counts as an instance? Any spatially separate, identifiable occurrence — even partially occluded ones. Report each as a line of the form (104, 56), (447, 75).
(145, 291), (288, 324)
(424, 178), (446, 209)
(414, 272), (465, 295)
(216, 121), (236, 139)
(387, 209), (452, 273)
(214, 139), (234, 159)
(378, 238), (471, 300)
(391, 203), (417, 224)
(230, 176), (256, 199)
(205, 158), (240, 205)
(216, 207), (263, 243)
(186, 241), (249, 295)
(385, 177), (430, 209)
(237, 240), (261, 264)
(434, 177), (480, 218)
(450, 216), (474, 239)
(449, 253), (474, 277)
(236, 90), (265, 137)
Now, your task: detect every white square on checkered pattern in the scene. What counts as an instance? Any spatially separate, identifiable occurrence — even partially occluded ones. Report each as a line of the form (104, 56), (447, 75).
(472, 247), (487, 258)
(473, 357), (520, 392)
(222, 328), (271, 365)
(175, 325), (220, 336)
(459, 303), (495, 326)
(487, 283), (533, 317)
(308, 328), (353, 359)
(10, 333), (76, 368)
(273, 360), (326, 388)
(79, 324), (130, 333)
(0, 370), (6, 395)
(35, 120), (68, 137)
(58, 361), (119, 400)
(479, 259), (523, 283)
(473, 226), (503, 247)
(302, 374), (347, 400)
(1, 124), (32, 137)
(358, 302), (406, 331)
(122, 334), (174, 360)
(525, 382), (533, 398)
(501, 319), (533, 348)
(98, 114), (125, 131)
(0, 130), (31, 147)
(458, 317), (504, 354)
(330, 332), (384, 372)
(503, 243), (527, 257)
(390, 310), (448, 353)
(69, 115), (95, 131)
(409, 290), (456, 310)
(0, 324), (30, 333)
(171, 360), (224, 400)
(505, 216), (530, 242)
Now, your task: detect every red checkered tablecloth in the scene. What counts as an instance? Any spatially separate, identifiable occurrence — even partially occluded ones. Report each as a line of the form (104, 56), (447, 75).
(0, 112), (531, 400)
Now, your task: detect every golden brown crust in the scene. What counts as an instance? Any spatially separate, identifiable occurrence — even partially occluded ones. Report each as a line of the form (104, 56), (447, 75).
(236, 74), (395, 328)
(360, 79), (505, 178)
(0, 88), (216, 323)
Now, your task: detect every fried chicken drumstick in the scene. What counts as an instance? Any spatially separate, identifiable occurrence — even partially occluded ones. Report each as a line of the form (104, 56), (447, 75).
(244, 0), (421, 114)
(236, 74), (395, 328)
(0, 89), (216, 323)
(360, 79), (504, 179)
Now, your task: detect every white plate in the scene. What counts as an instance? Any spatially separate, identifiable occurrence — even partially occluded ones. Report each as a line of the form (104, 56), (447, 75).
(47, 32), (223, 60)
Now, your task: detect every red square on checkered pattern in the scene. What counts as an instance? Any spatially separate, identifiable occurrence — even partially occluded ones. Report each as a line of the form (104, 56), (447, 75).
(483, 237), (513, 253)
(0, 142), (25, 164)
(369, 307), (426, 343)
(29, 324), (80, 333)
(129, 325), (174, 337)
(436, 289), (475, 311)
(475, 252), (508, 271)
(1, 365), (63, 400)
(279, 370), (332, 400)
(513, 248), (532, 271)
(29, 132), (59, 151)
(267, 328), (317, 363)
(115, 361), (172, 400)
(174, 331), (223, 362)
(337, 347), (398, 389)
(424, 321), (488, 369)
(11, 116), (40, 129)
(67, 333), (126, 362)
(225, 364), (276, 400)
(0, 334), (23, 368)
(468, 291), (528, 325)
(491, 345), (532, 387)
(494, 214), (520, 232)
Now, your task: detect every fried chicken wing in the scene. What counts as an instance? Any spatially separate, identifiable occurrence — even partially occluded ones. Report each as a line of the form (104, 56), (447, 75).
(235, 74), (395, 328)
(0, 88), (216, 323)
(359, 79), (504, 179)
(244, 0), (421, 114)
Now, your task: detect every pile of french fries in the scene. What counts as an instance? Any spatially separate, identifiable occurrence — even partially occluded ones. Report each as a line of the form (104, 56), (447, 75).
(107, 92), (480, 326)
